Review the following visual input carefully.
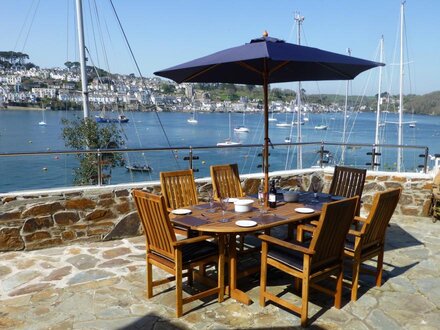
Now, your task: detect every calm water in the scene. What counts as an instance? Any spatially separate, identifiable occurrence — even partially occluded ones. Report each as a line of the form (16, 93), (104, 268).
(1, 109), (439, 193)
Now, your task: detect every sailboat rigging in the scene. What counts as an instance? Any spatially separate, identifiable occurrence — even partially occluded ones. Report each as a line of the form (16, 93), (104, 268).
(217, 112), (241, 146)
(234, 109), (249, 133)
(38, 107), (47, 126)
(268, 106), (277, 122)
(187, 99), (198, 124)
(187, 109), (198, 124)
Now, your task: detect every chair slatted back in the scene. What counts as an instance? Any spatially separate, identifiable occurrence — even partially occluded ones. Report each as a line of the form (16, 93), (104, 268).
(210, 164), (243, 200)
(132, 190), (176, 260)
(361, 188), (401, 249)
(329, 166), (366, 198)
(329, 166), (366, 215)
(309, 196), (358, 269)
(160, 170), (198, 211)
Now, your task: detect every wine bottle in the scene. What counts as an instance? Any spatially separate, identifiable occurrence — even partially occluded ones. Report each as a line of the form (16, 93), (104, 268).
(269, 180), (277, 208)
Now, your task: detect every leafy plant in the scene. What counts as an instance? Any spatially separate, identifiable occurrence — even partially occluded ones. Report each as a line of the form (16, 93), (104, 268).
(61, 117), (125, 185)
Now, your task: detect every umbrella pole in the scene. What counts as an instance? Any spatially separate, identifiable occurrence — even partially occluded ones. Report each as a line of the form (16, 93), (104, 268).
(263, 70), (270, 206)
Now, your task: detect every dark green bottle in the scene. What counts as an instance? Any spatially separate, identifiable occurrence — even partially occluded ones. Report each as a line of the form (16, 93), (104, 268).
(269, 180), (277, 208)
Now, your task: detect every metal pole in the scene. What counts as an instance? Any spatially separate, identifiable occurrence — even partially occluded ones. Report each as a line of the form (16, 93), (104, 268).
(97, 151), (102, 186)
(374, 36), (384, 171)
(397, 1), (405, 172)
(295, 13), (304, 169)
(341, 48), (351, 165)
(75, 0), (90, 119)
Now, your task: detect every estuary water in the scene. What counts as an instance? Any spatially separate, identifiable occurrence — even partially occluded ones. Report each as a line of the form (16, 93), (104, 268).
(0, 109), (439, 193)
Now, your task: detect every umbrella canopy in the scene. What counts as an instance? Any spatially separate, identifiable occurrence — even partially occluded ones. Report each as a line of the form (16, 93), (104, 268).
(154, 33), (383, 203)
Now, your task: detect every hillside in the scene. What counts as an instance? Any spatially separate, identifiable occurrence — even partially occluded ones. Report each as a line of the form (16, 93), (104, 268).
(405, 91), (440, 115)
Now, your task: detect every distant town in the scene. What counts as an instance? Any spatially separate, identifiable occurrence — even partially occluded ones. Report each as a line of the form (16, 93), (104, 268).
(1, 51), (439, 115)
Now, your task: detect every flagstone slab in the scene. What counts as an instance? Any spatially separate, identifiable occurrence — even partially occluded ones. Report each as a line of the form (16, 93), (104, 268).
(2, 270), (40, 292)
(66, 254), (100, 270)
(67, 269), (115, 285)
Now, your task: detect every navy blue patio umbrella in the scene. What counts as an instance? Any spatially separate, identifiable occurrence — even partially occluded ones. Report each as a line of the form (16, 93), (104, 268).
(154, 32), (383, 203)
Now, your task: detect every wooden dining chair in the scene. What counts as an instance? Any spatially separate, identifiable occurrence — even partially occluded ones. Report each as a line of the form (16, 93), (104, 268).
(211, 163), (257, 254)
(132, 190), (224, 317)
(160, 169), (199, 236)
(329, 165), (367, 216)
(210, 164), (244, 200)
(344, 188), (401, 301)
(259, 196), (358, 327)
(160, 169), (199, 211)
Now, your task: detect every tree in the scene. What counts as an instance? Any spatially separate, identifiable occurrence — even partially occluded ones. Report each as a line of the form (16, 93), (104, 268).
(61, 117), (126, 185)
(162, 84), (176, 94)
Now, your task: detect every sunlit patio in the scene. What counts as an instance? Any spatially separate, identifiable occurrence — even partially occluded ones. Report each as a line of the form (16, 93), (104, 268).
(1, 213), (439, 329)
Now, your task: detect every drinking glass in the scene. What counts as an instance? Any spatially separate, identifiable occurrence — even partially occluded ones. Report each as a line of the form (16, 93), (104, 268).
(259, 192), (267, 214)
(219, 197), (229, 222)
(207, 190), (216, 213)
(311, 180), (320, 202)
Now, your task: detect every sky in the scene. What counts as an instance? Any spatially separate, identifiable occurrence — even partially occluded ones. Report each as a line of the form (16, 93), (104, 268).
(1, 0), (439, 96)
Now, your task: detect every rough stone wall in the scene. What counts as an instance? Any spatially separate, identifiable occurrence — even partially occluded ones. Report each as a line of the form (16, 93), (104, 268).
(0, 171), (433, 252)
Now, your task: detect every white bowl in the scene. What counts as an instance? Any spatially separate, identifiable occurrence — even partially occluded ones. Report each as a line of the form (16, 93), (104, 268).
(234, 199), (254, 213)
(283, 191), (299, 202)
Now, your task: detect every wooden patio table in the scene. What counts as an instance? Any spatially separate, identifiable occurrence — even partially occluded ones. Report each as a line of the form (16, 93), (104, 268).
(170, 197), (321, 305)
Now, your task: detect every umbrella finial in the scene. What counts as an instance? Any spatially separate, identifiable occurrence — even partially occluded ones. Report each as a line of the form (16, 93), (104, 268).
(263, 30), (268, 37)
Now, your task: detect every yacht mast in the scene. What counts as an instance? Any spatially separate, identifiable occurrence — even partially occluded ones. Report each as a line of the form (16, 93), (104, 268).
(374, 36), (384, 171)
(397, 1), (405, 172)
(341, 48), (351, 165)
(295, 12), (304, 169)
(75, 0), (90, 118)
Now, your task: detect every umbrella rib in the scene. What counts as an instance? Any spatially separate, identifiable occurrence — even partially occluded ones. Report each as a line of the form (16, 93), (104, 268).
(317, 62), (353, 79)
(269, 61), (289, 75)
(237, 61), (262, 75)
(182, 64), (222, 82)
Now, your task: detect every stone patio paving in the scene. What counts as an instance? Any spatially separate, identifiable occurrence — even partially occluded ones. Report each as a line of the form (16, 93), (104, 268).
(1, 215), (439, 329)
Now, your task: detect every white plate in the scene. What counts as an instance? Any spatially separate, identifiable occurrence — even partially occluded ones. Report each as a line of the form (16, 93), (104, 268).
(235, 220), (257, 227)
(294, 207), (315, 214)
(225, 198), (239, 203)
(171, 209), (192, 215)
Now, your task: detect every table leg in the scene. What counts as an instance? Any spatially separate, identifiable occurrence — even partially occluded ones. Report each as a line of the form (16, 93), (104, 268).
(228, 234), (253, 305)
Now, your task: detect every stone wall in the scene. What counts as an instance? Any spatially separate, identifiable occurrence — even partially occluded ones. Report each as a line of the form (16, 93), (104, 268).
(0, 170), (434, 252)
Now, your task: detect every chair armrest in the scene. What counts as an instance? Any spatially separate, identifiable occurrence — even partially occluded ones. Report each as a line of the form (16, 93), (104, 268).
(297, 223), (316, 233)
(348, 229), (362, 237)
(173, 235), (214, 247)
(258, 234), (315, 255)
(354, 216), (367, 223)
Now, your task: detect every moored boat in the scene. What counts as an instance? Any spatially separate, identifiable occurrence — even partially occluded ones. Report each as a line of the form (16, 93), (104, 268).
(95, 114), (129, 123)
(125, 164), (152, 172)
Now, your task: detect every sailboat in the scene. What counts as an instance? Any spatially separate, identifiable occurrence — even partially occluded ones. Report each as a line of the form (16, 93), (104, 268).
(276, 110), (293, 128)
(217, 112), (241, 146)
(268, 107), (277, 122)
(95, 104), (129, 123)
(38, 108), (47, 126)
(314, 124), (328, 130)
(187, 106), (198, 124)
(234, 110), (249, 133)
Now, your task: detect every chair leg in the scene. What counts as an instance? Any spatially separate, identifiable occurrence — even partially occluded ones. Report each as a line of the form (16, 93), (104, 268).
(287, 223), (294, 241)
(259, 241), (268, 307)
(334, 266), (343, 309)
(146, 260), (153, 298)
(294, 278), (301, 292)
(351, 258), (361, 302)
(296, 225), (304, 242)
(175, 251), (183, 317)
(300, 276), (309, 327)
(376, 249), (384, 287)
(187, 267), (193, 287)
(218, 236), (225, 303)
